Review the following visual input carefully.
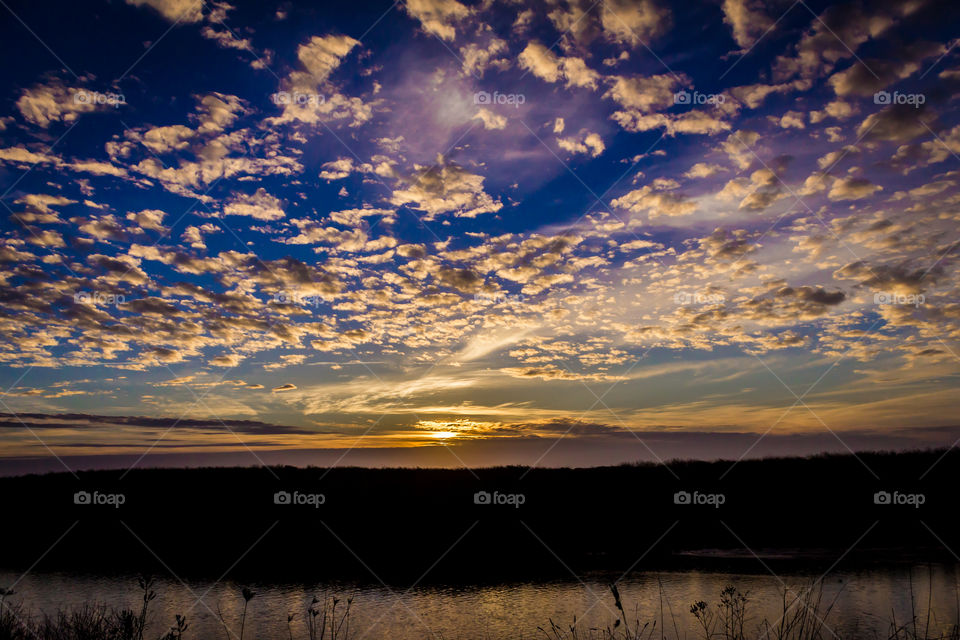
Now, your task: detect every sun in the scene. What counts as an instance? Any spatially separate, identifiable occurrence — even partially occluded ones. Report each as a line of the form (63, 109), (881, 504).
(415, 419), (496, 442)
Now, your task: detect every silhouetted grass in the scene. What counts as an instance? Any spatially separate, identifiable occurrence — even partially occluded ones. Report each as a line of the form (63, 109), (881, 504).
(0, 581), (353, 640)
(2, 579), (959, 640)
(0, 577), (178, 640)
(539, 581), (960, 640)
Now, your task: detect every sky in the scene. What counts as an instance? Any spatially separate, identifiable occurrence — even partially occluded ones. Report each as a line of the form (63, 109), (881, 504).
(0, 0), (959, 472)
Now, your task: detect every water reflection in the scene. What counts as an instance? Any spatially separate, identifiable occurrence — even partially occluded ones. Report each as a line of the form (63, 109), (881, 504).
(1, 565), (958, 639)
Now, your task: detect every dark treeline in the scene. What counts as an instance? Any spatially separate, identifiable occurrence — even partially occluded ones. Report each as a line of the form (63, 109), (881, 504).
(0, 449), (955, 583)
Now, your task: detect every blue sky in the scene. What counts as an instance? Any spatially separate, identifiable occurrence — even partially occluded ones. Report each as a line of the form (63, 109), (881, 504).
(1, 0), (959, 469)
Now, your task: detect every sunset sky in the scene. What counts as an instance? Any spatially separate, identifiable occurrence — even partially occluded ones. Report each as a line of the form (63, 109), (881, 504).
(1, 0), (959, 471)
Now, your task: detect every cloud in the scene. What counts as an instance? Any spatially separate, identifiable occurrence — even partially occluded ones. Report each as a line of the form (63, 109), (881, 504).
(14, 194), (76, 222)
(720, 130), (760, 169)
(717, 164), (790, 211)
(78, 214), (128, 242)
(195, 93), (246, 134)
(888, 124), (960, 171)
(599, 0), (671, 45)
(518, 42), (600, 89)
(684, 163), (726, 179)
(612, 185), (697, 217)
(69, 160), (128, 177)
(828, 176), (882, 200)
(268, 34), (365, 125)
(126, 0), (204, 22)
(777, 111), (805, 129)
(557, 132), (605, 157)
(834, 261), (937, 294)
(729, 80), (809, 109)
(604, 73), (681, 113)
(857, 104), (936, 143)
(0, 412), (319, 436)
(200, 25), (252, 52)
(773, 0), (912, 82)
(473, 108), (507, 130)
(611, 110), (730, 136)
(500, 365), (619, 382)
(284, 223), (368, 250)
(126, 209), (167, 232)
(328, 208), (396, 227)
(223, 188), (285, 220)
(390, 158), (503, 219)
(460, 38), (510, 76)
(211, 354), (243, 367)
(319, 158), (356, 180)
(25, 229), (66, 248)
(545, 0), (670, 47)
(0, 145), (128, 181)
(436, 267), (484, 293)
(816, 146), (860, 169)
(141, 347), (185, 365)
(0, 146), (57, 164)
(810, 100), (855, 123)
(138, 125), (196, 153)
(403, 0), (471, 41)
(722, 0), (774, 49)
(297, 35), (360, 84)
(182, 224), (215, 249)
(16, 81), (104, 128)
(828, 40), (946, 96)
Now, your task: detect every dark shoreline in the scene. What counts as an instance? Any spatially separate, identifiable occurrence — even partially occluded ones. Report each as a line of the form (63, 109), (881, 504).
(0, 449), (955, 583)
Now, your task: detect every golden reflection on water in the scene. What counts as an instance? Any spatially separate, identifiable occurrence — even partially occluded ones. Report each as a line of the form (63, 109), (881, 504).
(1, 566), (958, 639)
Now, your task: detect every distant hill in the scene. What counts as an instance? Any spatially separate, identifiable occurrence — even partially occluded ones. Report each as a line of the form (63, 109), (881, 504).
(0, 449), (955, 583)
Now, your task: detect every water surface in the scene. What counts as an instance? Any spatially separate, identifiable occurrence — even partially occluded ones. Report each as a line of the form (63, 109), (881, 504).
(2, 564), (958, 639)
